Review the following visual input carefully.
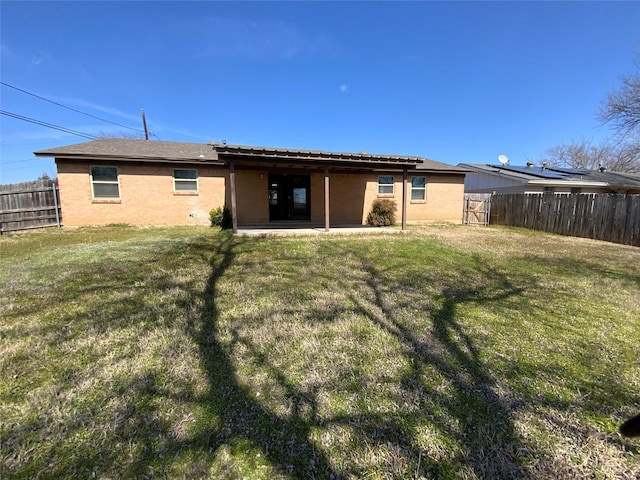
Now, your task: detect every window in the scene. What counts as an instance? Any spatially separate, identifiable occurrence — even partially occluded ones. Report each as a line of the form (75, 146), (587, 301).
(173, 169), (198, 192)
(90, 166), (120, 199)
(378, 176), (394, 195)
(411, 176), (426, 201)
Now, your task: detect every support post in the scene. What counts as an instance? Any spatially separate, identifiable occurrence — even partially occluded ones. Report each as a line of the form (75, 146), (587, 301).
(229, 160), (238, 234)
(402, 168), (408, 232)
(324, 167), (330, 232)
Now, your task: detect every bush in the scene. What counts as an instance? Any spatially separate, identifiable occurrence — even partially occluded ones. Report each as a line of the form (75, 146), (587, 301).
(209, 206), (232, 229)
(367, 199), (397, 226)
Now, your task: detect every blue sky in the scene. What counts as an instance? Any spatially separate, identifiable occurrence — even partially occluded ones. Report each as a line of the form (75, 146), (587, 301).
(1, 1), (639, 184)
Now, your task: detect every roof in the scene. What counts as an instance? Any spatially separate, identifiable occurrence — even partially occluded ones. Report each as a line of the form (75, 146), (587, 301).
(34, 138), (222, 163)
(460, 163), (640, 190)
(35, 138), (469, 173)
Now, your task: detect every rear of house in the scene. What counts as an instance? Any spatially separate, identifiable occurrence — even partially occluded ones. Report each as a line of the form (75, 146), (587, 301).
(35, 139), (468, 231)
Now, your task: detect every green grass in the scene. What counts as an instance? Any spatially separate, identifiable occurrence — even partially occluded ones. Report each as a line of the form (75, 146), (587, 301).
(1, 224), (639, 479)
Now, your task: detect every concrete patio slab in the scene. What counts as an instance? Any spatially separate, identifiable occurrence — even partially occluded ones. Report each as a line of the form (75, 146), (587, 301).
(235, 225), (404, 237)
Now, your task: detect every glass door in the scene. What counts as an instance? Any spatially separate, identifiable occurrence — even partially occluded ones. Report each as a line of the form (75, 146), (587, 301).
(268, 174), (310, 221)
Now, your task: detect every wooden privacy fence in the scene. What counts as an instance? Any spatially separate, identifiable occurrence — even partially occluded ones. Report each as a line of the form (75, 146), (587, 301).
(490, 193), (640, 247)
(0, 179), (61, 234)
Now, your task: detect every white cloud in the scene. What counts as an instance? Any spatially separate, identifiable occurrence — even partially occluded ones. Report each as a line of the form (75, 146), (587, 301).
(0, 43), (16, 59)
(62, 98), (141, 123)
(188, 17), (338, 60)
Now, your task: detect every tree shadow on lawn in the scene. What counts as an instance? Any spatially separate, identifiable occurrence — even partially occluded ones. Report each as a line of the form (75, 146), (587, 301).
(7, 233), (637, 478)
(179, 233), (342, 479)
(345, 251), (532, 479)
(159, 238), (635, 478)
(178, 239), (537, 478)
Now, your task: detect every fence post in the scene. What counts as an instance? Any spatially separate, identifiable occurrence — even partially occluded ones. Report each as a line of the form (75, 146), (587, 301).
(52, 183), (61, 228)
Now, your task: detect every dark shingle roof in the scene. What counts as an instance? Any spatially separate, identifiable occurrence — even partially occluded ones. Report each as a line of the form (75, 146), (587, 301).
(35, 138), (469, 173)
(34, 138), (220, 162)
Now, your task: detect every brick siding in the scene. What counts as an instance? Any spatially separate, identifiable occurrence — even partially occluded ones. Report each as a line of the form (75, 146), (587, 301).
(56, 161), (464, 226)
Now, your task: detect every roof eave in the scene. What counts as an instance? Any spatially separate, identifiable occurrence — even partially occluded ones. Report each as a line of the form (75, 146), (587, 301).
(211, 144), (425, 165)
(528, 179), (609, 187)
(38, 152), (224, 165)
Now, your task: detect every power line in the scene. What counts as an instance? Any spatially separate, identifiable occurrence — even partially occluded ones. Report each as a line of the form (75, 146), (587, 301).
(1, 141), (62, 146)
(1, 110), (98, 140)
(1, 158), (43, 165)
(0, 81), (146, 134)
(1, 164), (51, 172)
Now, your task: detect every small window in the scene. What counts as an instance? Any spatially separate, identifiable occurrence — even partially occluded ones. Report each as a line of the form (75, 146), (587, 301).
(411, 176), (426, 201)
(378, 176), (394, 195)
(90, 166), (120, 199)
(173, 169), (198, 192)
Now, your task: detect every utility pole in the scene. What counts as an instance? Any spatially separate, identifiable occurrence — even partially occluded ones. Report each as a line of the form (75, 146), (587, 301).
(141, 108), (149, 140)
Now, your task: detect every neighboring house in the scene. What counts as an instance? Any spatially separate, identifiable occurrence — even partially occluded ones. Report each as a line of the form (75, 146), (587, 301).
(35, 139), (469, 233)
(460, 163), (640, 194)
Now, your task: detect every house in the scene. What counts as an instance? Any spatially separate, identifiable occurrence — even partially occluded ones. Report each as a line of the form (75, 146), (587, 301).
(34, 139), (469, 233)
(459, 163), (640, 195)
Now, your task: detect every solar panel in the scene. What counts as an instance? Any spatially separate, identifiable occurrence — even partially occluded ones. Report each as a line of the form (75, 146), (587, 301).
(490, 164), (567, 179)
(548, 167), (588, 175)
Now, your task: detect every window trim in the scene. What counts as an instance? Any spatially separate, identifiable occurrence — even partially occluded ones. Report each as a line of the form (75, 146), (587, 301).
(90, 165), (120, 200)
(173, 168), (199, 194)
(377, 175), (394, 196)
(410, 176), (427, 202)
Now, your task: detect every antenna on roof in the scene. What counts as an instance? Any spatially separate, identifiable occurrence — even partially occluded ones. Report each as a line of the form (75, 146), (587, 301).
(141, 109), (149, 140)
(498, 154), (509, 165)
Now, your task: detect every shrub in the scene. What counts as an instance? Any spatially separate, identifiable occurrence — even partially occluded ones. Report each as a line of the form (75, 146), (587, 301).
(367, 199), (397, 226)
(209, 206), (232, 229)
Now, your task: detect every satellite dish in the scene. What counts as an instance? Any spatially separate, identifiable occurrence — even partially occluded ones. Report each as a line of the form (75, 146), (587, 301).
(498, 154), (509, 165)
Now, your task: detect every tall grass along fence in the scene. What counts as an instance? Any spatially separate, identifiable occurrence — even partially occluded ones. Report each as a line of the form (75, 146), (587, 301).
(0, 179), (61, 234)
(490, 193), (640, 247)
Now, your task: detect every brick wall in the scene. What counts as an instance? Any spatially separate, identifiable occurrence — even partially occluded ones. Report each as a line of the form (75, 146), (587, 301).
(234, 171), (268, 224)
(407, 174), (465, 222)
(56, 161), (465, 226)
(56, 160), (226, 226)
(362, 173), (465, 224)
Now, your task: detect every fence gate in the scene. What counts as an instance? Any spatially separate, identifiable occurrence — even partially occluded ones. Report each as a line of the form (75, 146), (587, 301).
(463, 194), (491, 226)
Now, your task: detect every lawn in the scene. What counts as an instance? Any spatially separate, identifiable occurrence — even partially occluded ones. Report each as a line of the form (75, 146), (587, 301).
(1, 225), (639, 479)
